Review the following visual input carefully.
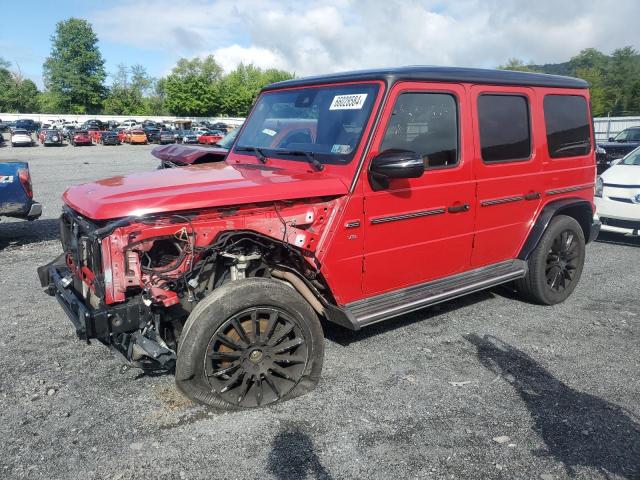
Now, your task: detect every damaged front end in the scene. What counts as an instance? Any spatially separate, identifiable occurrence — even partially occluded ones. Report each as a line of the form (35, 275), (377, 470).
(39, 198), (337, 372)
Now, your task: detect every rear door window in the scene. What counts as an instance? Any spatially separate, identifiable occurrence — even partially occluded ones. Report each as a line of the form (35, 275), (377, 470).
(478, 94), (531, 163)
(543, 95), (591, 158)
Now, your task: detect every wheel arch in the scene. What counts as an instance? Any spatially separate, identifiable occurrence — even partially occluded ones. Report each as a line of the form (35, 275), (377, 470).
(518, 198), (594, 260)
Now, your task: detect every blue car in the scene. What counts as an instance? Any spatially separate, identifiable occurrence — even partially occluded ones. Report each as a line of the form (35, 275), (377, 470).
(0, 161), (42, 221)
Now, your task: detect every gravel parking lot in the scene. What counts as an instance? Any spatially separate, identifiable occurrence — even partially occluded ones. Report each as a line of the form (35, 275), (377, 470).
(0, 136), (639, 480)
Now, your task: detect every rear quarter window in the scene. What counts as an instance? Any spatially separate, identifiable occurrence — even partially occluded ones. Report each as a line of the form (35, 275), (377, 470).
(543, 95), (591, 158)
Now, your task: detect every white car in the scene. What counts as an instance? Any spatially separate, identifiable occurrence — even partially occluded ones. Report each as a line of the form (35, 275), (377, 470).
(595, 146), (640, 235)
(11, 129), (34, 147)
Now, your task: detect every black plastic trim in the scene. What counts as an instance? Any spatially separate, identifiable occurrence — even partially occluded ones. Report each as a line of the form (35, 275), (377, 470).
(545, 184), (594, 196)
(370, 207), (446, 224)
(481, 196), (524, 207)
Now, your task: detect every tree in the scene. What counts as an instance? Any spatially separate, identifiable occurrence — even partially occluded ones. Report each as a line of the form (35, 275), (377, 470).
(0, 57), (41, 113)
(103, 64), (156, 115)
(42, 18), (106, 113)
(218, 64), (293, 116)
(163, 55), (223, 116)
(497, 58), (536, 72)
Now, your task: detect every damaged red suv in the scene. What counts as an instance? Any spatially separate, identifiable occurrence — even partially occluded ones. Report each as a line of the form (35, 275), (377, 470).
(39, 67), (600, 410)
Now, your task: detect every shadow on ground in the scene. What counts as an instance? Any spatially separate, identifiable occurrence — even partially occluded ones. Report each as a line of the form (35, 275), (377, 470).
(465, 334), (640, 479)
(268, 425), (332, 480)
(0, 218), (59, 249)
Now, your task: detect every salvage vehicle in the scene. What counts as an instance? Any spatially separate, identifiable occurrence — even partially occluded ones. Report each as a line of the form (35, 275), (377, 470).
(154, 129), (239, 168)
(126, 129), (148, 145)
(144, 127), (161, 143)
(198, 130), (224, 145)
(43, 129), (65, 147)
(595, 145), (640, 235)
(0, 161), (41, 221)
(159, 130), (176, 144)
(13, 119), (38, 133)
(71, 130), (92, 147)
(100, 130), (121, 146)
(11, 129), (34, 147)
(179, 129), (199, 144)
(596, 126), (640, 173)
(39, 66), (599, 410)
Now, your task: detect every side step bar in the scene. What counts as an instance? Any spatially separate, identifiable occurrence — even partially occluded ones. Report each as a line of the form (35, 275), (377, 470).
(337, 260), (527, 330)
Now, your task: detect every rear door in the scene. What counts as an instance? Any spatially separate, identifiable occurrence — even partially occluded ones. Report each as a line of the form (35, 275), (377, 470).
(361, 82), (475, 296)
(470, 86), (543, 267)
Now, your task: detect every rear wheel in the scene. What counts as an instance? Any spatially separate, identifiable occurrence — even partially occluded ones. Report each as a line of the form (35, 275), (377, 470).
(175, 278), (324, 410)
(517, 215), (585, 305)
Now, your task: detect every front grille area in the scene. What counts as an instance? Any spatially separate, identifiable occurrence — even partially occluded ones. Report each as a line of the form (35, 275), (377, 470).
(601, 217), (640, 230)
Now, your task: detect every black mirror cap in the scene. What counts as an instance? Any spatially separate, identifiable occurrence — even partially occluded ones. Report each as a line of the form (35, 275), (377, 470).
(608, 137), (615, 142)
(369, 149), (424, 190)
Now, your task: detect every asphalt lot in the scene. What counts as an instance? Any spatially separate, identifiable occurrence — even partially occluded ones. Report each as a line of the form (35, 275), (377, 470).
(0, 135), (638, 480)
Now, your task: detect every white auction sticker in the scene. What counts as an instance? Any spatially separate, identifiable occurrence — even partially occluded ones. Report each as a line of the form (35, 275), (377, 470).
(262, 128), (277, 136)
(329, 93), (368, 110)
(0, 176), (14, 184)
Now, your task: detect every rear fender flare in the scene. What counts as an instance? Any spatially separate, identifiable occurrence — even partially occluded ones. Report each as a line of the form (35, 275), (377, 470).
(518, 198), (594, 260)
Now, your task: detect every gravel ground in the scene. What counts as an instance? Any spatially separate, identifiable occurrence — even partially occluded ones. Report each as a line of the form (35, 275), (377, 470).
(0, 136), (639, 480)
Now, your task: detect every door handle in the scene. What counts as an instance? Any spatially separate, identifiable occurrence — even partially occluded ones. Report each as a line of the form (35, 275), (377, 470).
(524, 192), (541, 200)
(448, 204), (470, 213)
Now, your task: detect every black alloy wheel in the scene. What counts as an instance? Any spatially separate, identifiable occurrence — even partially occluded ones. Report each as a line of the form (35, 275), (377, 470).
(545, 230), (580, 292)
(205, 306), (308, 408)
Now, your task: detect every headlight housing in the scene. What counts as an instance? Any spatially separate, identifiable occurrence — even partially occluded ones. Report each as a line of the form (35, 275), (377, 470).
(595, 176), (604, 197)
(596, 145), (606, 155)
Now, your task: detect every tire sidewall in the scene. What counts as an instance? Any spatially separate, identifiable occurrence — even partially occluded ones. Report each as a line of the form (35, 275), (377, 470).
(175, 277), (324, 409)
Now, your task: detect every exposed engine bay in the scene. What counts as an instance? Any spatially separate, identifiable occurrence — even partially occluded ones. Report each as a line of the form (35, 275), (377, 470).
(39, 197), (340, 372)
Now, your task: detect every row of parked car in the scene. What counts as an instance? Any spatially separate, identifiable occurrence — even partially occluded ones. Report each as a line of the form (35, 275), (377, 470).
(3, 124), (234, 148)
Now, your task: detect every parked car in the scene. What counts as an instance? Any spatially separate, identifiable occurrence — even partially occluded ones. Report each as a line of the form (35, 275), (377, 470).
(144, 128), (161, 143)
(71, 130), (92, 146)
(119, 120), (138, 129)
(116, 128), (128, 144)
(180, 129), (199, 144)
(43, 130), (65, 146)
(154, 129), (238, 168)
(595, 145), (640, 235)
(158, 130), (175, 144)
(39, 66), (599, 410)
(11, 129), (34, 147)
(596, 126), (640, 173)
(0, 161), (41, 221)
(100, 130), (121, 145)
(62, 125), (76, 140)
(198, 129), (224, 145)
(0, 119), (12, 132)
(38, 129), (50, 144)
(13, 119), (38, 133)
(126, 129), (148, 144)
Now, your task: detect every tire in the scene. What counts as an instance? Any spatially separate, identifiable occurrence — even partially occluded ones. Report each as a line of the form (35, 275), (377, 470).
(517, 214), (586, 305)
(175, 278), (324, 410)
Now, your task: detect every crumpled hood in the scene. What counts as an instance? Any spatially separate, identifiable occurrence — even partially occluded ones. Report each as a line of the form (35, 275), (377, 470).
(63, 161), (348, 220)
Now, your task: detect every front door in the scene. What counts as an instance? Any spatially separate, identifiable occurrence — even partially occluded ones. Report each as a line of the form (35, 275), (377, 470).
(361, 82), (475, 296)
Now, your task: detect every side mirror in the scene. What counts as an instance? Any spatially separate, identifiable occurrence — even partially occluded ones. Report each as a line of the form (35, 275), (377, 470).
(608, 137), (615, 142)
(369, 149), (424, 190)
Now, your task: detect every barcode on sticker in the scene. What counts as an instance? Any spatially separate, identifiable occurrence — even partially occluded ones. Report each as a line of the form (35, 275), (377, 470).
(329, 94), (368, 110)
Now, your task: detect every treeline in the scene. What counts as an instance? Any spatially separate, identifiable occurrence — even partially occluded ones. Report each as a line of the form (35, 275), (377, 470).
(0, 18), (293, 117)
(499, 47), (640, 117)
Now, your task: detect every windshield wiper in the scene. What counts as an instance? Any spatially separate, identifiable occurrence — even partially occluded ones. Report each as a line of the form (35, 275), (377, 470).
(235, 146), (268, 163)
(277, 150), (324, 171)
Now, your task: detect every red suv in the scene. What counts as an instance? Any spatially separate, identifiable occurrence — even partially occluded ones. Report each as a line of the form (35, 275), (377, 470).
(39, 67), (599, 410)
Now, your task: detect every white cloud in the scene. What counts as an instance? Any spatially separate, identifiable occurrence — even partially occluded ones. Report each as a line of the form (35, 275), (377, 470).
(90, 0), (640, 76)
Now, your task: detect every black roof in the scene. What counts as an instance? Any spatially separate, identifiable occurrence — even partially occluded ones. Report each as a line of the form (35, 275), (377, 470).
(262, 66), (588, 91)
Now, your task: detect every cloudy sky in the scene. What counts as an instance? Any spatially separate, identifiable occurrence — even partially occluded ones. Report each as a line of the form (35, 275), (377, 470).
(2, 0), (639, 87)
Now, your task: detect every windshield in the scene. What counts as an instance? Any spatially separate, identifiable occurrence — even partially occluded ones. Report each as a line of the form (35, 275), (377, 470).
(217, 128), (239, 149)
(621, 147), (640, 166)
(614, 129), (640, 142)
(235, 83), (379, 164)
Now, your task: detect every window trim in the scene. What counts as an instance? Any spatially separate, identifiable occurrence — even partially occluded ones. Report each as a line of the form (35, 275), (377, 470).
(378, 89), (461, 172)
(542, 93), (592, 159)
(477, 92), (533, 165)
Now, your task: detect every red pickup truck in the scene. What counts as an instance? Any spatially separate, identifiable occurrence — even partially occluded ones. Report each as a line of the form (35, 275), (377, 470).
(39, 66), (599, 410)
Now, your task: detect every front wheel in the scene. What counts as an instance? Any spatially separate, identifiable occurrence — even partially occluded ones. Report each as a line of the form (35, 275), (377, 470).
(517, 215), (586, 305)
(175, 278), (324, 410)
